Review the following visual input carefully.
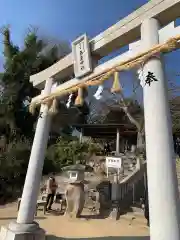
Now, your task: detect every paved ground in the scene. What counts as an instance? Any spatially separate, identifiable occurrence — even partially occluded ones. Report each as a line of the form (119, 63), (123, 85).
(0, 202), (149, 240)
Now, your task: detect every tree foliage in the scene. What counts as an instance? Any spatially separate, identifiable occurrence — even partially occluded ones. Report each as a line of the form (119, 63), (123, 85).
(0, 26), (70, 200)
(0, 26), (70, 139)
(44, 136), (102, 174)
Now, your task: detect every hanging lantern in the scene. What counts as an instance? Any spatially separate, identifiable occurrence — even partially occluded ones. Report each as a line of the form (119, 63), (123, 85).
(111, 71), (122, 93)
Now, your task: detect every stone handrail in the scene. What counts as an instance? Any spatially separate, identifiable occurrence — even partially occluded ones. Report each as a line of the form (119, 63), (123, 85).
(112, 161), (146, 203)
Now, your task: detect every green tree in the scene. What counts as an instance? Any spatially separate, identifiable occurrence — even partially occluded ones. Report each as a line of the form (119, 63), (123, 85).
(0, 26), (70, 140)
(0, 26), (70, 200)
(44, 136), (101, 173)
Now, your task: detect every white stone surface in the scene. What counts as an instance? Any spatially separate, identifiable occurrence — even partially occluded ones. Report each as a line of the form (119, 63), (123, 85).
(31, 19), (180, 104)
(0, 79), (53, 240)
(141, 18), (180, 240)
(129, 21), (180, 54)
(0, 228), (45, 240)
(30, 0), (180, 88)
(72, 34), (92, 78)
(31, 49), (136, 104)
(0, 224), (45, 240)
(17, 78), (53, 224)
(0, 226), (7, 240)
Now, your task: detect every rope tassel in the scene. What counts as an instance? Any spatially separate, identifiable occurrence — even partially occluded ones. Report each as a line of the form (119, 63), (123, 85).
(27, 35), (180, 109)
(49, 97), (58, 115)
(75, 88), (84, 106)
(111, 71), (122, 93)
(29, 102), (36, 115)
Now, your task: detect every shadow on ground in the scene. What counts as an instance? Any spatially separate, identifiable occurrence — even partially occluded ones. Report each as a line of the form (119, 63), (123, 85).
(46, 236), (149, 240)
(0, 217), (46, 220)
(79, 214), (103, 220)
(80, 208), (111, 220)
(45, 209), (64, 216)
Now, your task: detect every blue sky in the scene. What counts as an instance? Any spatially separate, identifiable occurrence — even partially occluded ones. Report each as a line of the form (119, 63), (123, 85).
(0, 0), (147, 49)
(0, 0), (179, 98)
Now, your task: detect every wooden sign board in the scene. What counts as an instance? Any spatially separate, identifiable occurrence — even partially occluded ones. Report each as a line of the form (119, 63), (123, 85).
(72, 34), (92, 78)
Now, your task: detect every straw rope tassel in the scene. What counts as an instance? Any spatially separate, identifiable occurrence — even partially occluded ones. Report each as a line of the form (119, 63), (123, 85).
(29, 102), (36, 115)
(49, 97), (58, 115)
(111, 71), (122, 93)
(75, 88), (84, 106)
(28, 35), (180, 109)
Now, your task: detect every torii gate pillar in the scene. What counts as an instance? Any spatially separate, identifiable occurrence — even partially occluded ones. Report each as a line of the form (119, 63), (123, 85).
(141, 18), (180, 240)
(0, 78), (54, 240)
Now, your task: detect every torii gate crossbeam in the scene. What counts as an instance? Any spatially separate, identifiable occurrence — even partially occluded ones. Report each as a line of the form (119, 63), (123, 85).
(30, 0), (180, 88)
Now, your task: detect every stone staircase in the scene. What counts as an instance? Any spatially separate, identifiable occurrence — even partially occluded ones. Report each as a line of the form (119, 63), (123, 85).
(116, 156), (180, 212)
(117, 156), (180, 215)
(40, 153), (146, 218)
(106, 152), (141, 181)
(116, 156), (180, 217)
(89, 154), (146, 217)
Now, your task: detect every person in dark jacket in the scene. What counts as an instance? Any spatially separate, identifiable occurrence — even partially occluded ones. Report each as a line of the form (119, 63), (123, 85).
(104, 142), (111, 155)
(144, 190), (149, 226)
(45, 176), (58, 211)
(142, 188), (149, 226)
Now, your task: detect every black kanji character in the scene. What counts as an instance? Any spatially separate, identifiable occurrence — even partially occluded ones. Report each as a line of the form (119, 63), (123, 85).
(145, 71), (158, 86)
(79, 42), (84, 51)
(80, 55), (84, 62)
(39, 112), (43, 118)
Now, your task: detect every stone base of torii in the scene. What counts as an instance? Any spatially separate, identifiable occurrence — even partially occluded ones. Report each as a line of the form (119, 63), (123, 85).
(1, 8), (180, 240)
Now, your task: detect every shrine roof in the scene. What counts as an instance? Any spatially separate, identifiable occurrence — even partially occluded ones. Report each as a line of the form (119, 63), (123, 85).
(73, 123), (137, 138)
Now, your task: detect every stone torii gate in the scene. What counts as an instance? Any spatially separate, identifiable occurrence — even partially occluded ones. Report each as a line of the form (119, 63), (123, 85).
(1, 1), (180, 240)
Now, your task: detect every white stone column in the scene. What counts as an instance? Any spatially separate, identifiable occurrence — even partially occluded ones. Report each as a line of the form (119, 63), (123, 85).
(116, 128), (120, 155)
(0, 78), (54, 240)
(17, 78), (53, 224)
(141, 18), (180, 240)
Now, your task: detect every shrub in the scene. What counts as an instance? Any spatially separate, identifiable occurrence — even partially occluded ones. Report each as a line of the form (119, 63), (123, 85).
(44, 136), (102, 172)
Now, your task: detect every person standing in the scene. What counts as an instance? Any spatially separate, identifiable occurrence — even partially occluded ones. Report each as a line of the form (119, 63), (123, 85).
(176, 137), (180, 157)
(45, 176), (58, 211)
(142, 187), (149, 227)
(104, 142), (111, 155)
